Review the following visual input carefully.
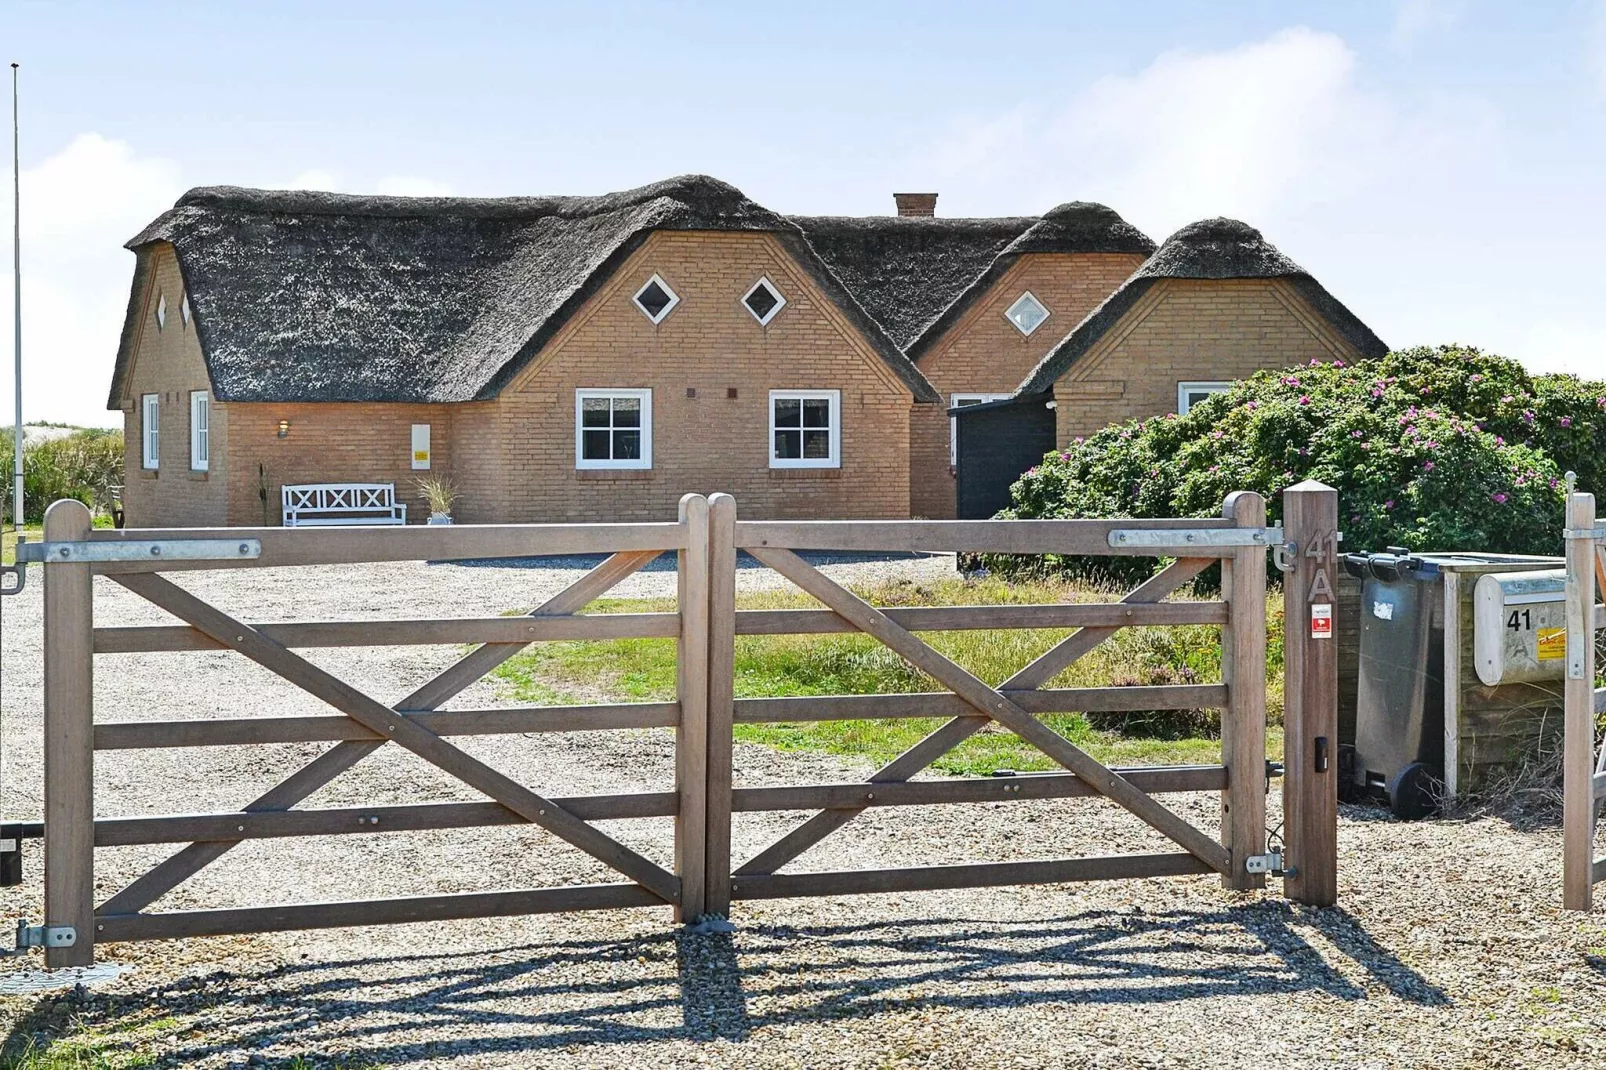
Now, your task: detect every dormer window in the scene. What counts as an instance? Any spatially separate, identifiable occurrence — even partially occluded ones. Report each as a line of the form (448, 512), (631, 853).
(155, 292), (168, 330)
(1004, 291), (1049, 336)
(742, 277), (787, 326)
(632, 274), (680, 324)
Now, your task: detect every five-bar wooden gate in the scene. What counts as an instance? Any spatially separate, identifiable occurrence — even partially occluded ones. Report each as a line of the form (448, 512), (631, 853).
(17, 485), (1341, 968)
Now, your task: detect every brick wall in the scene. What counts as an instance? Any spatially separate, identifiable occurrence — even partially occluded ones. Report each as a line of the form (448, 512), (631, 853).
(1052, 277), (1365, 443)
(452, 230), (916, 523)
(224, 402), (456, 525)
(910, 252), (1145, 517)
(119, 245), (230, 527)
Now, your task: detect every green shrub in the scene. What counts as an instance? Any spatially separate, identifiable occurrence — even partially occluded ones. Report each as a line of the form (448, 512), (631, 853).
(998, 346), (1599, 585)
(0, 427), (125, 522)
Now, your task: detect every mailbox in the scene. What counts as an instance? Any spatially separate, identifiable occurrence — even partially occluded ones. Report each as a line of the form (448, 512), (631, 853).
(1472, 569), (1566, 686)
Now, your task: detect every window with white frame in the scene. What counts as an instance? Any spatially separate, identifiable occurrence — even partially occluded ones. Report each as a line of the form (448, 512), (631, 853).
(742, 277), (787, 326)
(180, 293), (191, 329)
(576, 389), (652, 469)
(1004, 291), (1049, 336)
(632, 274), (680, 324)
(189, 391), (210, 471)
(1177, 381), (1232, 414)
(155, 292), (168, 331)
(949, 393), (1012, 465)
(769, 389), (840, 468)
(141, 393), (160, 469)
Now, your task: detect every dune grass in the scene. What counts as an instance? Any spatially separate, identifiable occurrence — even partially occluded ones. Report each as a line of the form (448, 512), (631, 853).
(492, 572), (1285, 774)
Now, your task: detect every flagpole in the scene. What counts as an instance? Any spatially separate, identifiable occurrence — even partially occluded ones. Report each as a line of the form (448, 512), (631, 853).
(10, 62), (20, 532)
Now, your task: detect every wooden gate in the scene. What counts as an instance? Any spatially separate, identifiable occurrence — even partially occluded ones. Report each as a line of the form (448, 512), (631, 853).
(15, 485), (1341, 968)
(1563, 488), (1606, 910)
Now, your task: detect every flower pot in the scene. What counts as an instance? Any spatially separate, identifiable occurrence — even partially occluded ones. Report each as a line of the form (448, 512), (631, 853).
(427, 513), (453, 525)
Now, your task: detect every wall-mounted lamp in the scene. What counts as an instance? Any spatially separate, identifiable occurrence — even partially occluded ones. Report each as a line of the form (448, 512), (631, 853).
(277, 419), (291, 438)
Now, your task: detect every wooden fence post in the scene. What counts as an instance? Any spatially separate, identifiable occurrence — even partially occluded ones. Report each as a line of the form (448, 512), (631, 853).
(1282, 480), (1339, 907)
(1220, 491), (1268, 890)
(704, 493), (737, 917)
(43, 498), (96, 967)
(674, 494), (710, 923)
(1563, 490), (1597, 911)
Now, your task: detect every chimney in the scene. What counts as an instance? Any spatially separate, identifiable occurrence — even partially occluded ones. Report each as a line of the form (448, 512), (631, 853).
(893, 192), (938, 218)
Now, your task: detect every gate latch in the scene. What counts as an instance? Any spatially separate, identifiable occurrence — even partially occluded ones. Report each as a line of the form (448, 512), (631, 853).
(14, 922), (77, 950)
(1245, 850), (1293, 877)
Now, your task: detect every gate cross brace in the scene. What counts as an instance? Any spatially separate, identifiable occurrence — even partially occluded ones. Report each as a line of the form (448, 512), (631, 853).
(98, 550), (668, 915)
(737, 550), (1229, 877)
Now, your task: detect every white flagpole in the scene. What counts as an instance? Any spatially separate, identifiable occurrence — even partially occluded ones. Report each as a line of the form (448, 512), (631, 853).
(10, 62), (20, 532)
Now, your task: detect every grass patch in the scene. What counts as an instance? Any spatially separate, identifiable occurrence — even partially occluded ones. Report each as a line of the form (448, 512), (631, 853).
(493, 573), (1284, 773)
(0, 1009), (185, 1070)
(1, 526), (41, 567)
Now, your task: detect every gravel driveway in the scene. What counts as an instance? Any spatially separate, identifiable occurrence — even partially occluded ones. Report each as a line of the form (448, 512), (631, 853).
(1, 555), (1603, 1068)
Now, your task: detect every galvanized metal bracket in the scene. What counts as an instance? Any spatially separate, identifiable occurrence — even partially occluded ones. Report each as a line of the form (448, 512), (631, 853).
(14, 921), (77, 950)
(16, 538), (261, 564)
(0, 561), (22, 596)
(1245, 851), (1293, 877)
(1562, 527), (1606, 541)
(1107, 526), (1283, 550)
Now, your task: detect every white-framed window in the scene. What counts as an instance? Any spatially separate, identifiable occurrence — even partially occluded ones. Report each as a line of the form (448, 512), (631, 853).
(141, 393), (160, 469)
(632, 274), (680, 324)
(1177, 381), (1232, 414)
(742, 277), (787, 326)
(411, 423), (432, 470)
(155, 292), (168, 331)
(576, 389), (652, 469)
(949, 392), (1012, 466)
(1004, 291), (1049, 336)
(189, 391), (209, 471)
(180, 293), (191, 329)
(769, 389), (840, 468)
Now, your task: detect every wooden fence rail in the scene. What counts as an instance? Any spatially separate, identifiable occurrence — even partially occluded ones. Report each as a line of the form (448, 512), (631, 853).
(21, 486), (1338, 968)
(1563, 489), (1606, 910)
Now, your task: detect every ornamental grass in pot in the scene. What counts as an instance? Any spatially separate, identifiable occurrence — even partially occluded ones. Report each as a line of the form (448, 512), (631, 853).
(416, 474), (458, 525)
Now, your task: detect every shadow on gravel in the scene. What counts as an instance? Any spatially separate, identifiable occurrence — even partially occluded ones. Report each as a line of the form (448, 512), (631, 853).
(0, 901), (1446, 1066)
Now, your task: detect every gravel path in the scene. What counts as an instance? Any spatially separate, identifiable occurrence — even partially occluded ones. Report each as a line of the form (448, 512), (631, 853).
(1, 555), (1603, 1068)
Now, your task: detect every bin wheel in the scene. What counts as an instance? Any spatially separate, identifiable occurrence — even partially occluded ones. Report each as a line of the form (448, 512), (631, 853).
(1386, 762), (1441, 820)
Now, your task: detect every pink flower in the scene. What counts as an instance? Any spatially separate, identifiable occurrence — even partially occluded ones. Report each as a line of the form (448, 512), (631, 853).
(1298, 395), (1311, 406)
(1334, 359), (1346, 368)
(1245, 400), (1259, 410)
(1350, 430), (1364, 439)
(1560, 416), (1572, 427)
(1492, 492), (1508, 504)
(1384, 499), (1395, 510)
(1282, 376), (1301, 387)
(1423, 461), (1435, 472)
(1372, 387), (1384, 398)
(1494, 436), (1504, 445)
(1470, 374), (1482, 383)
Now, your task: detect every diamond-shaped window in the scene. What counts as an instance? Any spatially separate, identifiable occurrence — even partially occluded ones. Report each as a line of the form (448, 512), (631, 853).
(632, 274), (680, 324)
(743, 277), (787, 326)
(1004, 291), (1049, 336)
(155, 292), (167, 330)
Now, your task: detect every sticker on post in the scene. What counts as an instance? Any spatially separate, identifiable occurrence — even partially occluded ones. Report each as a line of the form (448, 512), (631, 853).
(1537, 626), (1566, 661)
(1372, 600), (1394, 621)
(1311, 603), (1333, 639)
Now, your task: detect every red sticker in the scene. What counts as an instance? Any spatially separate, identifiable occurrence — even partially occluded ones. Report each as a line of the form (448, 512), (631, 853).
(1310, 603), (1333, 639)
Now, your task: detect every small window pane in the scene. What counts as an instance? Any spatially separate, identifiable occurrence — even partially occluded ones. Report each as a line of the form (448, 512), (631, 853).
(582, 429), (612, 459)
(802, 398), (831, 428)
(745, 283), (779, 320)
(636, 281), (672, 318)
(774, 430), (801, 459)
(1005, 292), (1049, 336)
(803, 429), (831, 458)
(612, 397), (641, 427)
(581, 398), (611, 427)
(614, 430), (641, 459)
(774, 398), (801, 427)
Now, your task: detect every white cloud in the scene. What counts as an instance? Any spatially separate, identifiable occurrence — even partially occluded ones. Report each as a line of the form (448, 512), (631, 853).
(1518, 321), (1606, 381)
(1388, 0), (1465, 52)
(272, 171), (452, 197)
(0, 134), (183, 427)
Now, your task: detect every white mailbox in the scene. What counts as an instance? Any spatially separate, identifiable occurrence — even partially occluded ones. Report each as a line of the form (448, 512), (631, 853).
(1472, 569), (1567, 686)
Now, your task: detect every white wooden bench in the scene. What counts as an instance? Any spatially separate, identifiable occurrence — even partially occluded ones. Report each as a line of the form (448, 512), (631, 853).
(282, 483), (407, 527)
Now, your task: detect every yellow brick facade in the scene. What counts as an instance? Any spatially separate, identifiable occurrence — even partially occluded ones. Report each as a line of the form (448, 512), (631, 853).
(118, 232), (918, 526)
(909, 252), (1145, 517)
(1052, 277), (1366, 443)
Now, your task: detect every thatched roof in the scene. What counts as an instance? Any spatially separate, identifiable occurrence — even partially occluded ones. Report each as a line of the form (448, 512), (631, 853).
(108, 175), (940, 407)
(793, 201), (1153, 357)
(1016, 218), (1388, 395)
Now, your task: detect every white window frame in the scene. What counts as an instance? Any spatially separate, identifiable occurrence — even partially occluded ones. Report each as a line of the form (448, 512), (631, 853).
(180, 292), (191, 328)
(575, 388), (653, 470)
(742, 277), (788, 327)
(1177, 381), (1233, 414)
(141, 393), (160, 469)
(949, 392), (1013, 466)
(631, 273), (680, 325)
(155, 292), (167, 331)
(1004, 290), (1050, 337)
(189, 390), (210, 471)
(768, 389), (841, 469)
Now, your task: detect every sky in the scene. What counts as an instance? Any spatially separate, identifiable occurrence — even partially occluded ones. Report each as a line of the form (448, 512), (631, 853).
(3, 0), (1606, 427)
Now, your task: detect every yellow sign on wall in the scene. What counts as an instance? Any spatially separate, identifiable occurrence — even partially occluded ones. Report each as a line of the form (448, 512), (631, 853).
(1536, 627), (1566, 661)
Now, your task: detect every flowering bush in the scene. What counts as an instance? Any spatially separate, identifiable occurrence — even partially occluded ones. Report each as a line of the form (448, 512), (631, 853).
(999, 346), (1600, 585)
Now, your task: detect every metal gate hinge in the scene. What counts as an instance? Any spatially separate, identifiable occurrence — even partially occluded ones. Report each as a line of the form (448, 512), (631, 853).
(1108, 526), (1282, 550)
(1245, 851), (1295, 877)
(16, 538), (260, 564)
(14, 922), (77, 950)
